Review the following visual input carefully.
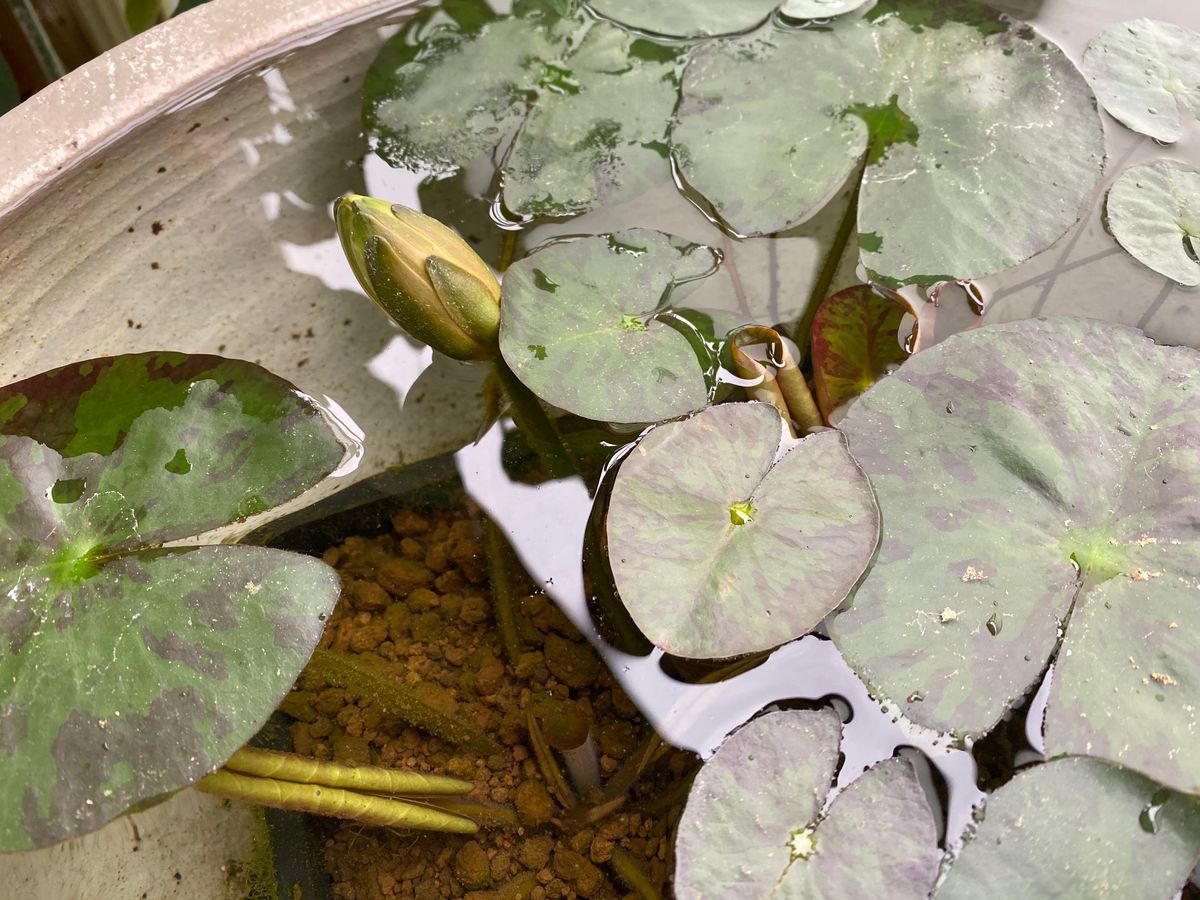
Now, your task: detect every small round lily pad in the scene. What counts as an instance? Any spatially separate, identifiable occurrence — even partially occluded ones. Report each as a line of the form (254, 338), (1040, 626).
(780, 0), (869, 18)
(606, 402), (879, 659)
(1083, 19), (1200, 143)
(499, 229), (720, 425)
(1106, 160), (1200, 286)
(675, 709), (939, 899)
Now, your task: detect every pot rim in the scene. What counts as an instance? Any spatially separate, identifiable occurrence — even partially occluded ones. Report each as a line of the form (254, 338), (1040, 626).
(0, 0), (418, 216)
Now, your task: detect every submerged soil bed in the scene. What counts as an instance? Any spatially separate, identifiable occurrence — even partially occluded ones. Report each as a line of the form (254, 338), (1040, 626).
(281, 497), (693, 899)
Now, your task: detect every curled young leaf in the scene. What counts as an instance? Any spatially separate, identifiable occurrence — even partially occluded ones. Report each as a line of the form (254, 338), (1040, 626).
(810, 283), (918, 423)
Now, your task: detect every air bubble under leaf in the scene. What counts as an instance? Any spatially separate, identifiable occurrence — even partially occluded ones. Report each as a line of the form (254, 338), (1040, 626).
(675, 709), (939, 899)
(1106, 160), (1200, 286)
(937, 758), (1200, 900)
(499, 229), (720, 425)
(670, 0), (1105, 285)
(1082, 18), (1200, 143)
(829, 317), (1200, 795)
(606, 402), (878, 658)
(0, 353), (345, 850)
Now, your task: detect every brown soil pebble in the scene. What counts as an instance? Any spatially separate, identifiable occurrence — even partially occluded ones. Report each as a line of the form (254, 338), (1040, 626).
(286, 499), (695, 899)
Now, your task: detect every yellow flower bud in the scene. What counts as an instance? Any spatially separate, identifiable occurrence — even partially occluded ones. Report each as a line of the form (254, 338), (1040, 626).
(335, 195), (502, 361)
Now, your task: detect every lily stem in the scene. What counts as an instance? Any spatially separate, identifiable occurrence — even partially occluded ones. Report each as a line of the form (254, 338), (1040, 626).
(796, 171), (863, 356)
(494, 361), (577, 479)
(484, 518), (523, 668)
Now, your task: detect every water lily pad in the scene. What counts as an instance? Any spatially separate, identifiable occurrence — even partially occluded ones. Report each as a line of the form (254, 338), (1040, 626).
(499, 229), (719, 425)
(586, 0), (778, 38)
(671, 0), (1105, 285)
(502, 22), (681, 218)
(780, 0), (869, 18)
(1083, 19), (1200, 143)
(828, 318), (1200, 792)
(364, 3), (677, 218)
(1106, 160), (1200, 287)
(675, 709), (939, 899)
(811, 283), (917, 423)
(0, 353), (345, 849)
(937, 758), (1200, 899)
(606, 402), (879, 658)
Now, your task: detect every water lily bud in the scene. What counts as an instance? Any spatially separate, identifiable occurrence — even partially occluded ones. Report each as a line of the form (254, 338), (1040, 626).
(335, 195), (501, 361)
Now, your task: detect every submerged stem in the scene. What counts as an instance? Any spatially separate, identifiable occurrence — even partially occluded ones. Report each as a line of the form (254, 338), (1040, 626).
(197, 769), (477, 833)
(608, 846), (663, 900)
(306, 649), (501, 756)
(494, 362), (576, 479)
(797, 174), (863, 355)
(484, 518), (523, 668)
(224, 747), (472, 795)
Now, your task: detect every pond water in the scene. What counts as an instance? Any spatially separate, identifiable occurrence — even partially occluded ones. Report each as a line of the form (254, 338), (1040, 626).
(6, 0), (1200, 894)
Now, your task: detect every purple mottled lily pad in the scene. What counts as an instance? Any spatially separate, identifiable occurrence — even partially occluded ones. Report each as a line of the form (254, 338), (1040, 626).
(675, 709), (939, 900)
(937, 758), (1200, 899)
(606, 402), (878, 659)
(830, 316), (1200, 795)
(0, 353), (345, 850)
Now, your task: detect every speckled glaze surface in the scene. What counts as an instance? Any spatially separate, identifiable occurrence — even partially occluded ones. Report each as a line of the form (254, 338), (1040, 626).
(0, 0), (433, 537)
(0, 3), (418, 891)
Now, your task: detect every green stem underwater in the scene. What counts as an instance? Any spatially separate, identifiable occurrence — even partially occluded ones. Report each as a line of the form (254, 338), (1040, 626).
(797, 173), (863, 356)
(494, 362), (577, 479)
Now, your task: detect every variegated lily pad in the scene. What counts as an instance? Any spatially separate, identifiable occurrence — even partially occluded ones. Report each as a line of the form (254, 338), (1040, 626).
(671, 0), (1105, 285)
(829, 317), (1200, 795)
(606, 402), (878, 658)
(1083, 19), (1200, 143)
(1106, 160), (1200, 286)
(499, 229), (719, 425)
(364, 1), (679, 219)
(675, 709), (939, 899)
(0, 353), (345, 850)
(937, 758), (1200, 899)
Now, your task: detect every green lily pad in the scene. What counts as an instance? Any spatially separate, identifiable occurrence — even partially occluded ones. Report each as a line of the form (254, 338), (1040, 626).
(364, 2), (678, 219)
(780, 0), (869, 18)
(0, 353), (345, 850)
(1106, 160), (1200, 287)
(811, 283), (916, 423)
(499, 229), (719, 425)
(937, 758), (1200, 899)
(828, 317), (1200, 792)
(1083, 19), (1200, 144)
(586, 0), (778, 38)
(675, 709), (939, 899)
(606, 402), (878, 658)
(670, 0), (1105, 285)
